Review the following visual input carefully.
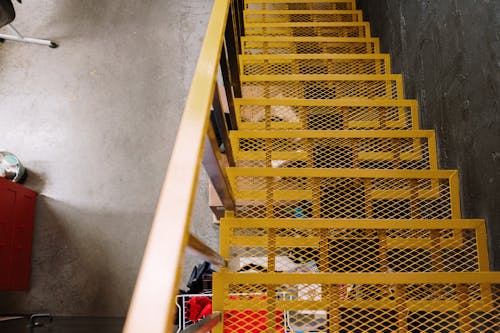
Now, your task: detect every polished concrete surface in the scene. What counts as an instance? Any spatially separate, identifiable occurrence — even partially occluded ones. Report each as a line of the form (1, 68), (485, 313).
(0, 0), (218, 316)
(357, 0), (500, 269)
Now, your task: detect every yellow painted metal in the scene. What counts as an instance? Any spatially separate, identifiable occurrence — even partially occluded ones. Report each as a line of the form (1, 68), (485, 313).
(236, 97), (417, 107)
(476, 222), (491, 271)
(227, 166), (458, 179)
(230, 129), (436, 170)
(219, 218), (488, 267)
(245, 22), (371, 38)
(240, 53), (389, 60)
(231, 129), (434, 139)
(235, 100), (417, 130)
(241, 73), (401, 81)
(242, 35), (375, 43)
(240, 54), (392, 76)
(226, 168), (460, 222)
(241, 35), (381, 54)
(244, 9), (364, 24)
(245, 0), (356, 4)
(123, 0), (230, 332)
(223, 299), (492, 312)
(221, 217), (485, 229)
(241, 76), (403, 100)
(245, 0), (356, 3)
(215, 271), (500, 285)
(246, 21), (369, 28)
(449, 170), (462, 219)
(214, 2), (498, 330)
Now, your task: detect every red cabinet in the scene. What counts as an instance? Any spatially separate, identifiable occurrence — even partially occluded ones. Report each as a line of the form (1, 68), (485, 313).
(0, 177), (37, 290)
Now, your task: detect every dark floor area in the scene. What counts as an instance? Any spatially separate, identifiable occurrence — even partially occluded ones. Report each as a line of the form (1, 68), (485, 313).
(357, 0), (500, 270)
(0, 317), (124, 333)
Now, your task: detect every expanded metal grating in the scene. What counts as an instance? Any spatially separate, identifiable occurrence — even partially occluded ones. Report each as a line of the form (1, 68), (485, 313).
(243, 37), (379, 54)
(228, 169), (458, 220)
(241, 77), (402, 99)
(212, 1), (500, 331)
(245, 24), (369, 38)
(230, 132), (435, 170)
(245, 1), (355, 11)
(215, 274), (499, 333)
(244, 10), (363, 23)
(236, 100), (417, 130)
(223, 224), (484, 273)
(241, 56), (389, 75)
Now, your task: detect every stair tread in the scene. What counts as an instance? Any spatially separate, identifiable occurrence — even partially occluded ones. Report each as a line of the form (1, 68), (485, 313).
(246, 21), (369, 27)
(213, 3), (498, 331)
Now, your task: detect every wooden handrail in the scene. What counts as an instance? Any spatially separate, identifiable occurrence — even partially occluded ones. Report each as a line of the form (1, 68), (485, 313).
(123, 1), (231, 332)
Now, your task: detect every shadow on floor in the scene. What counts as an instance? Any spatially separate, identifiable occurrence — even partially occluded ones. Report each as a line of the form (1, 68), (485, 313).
(0, 317), (124, 333)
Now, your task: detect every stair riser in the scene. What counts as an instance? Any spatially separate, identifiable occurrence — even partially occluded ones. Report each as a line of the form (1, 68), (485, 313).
(243, 37), (380, 54)
(235, 99), (419, 130)
(245, 23), (370, 38)
(220, 220), (488, 273)
(230, 130), (438, 170)
(240, 54), (391, 75)
(244, 10), (363, 24)
(245, 0), (356, 11)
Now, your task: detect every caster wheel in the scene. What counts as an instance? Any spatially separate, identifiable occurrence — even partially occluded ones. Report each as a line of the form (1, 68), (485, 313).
(0, 38), (5, 43)
(17, 169), (28, 184)
(49, 42), (58, 48)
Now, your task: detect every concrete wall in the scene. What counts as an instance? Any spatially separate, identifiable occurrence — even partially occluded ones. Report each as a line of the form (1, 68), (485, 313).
(0, 0), (217, 316)
(357, 0), (500, 269)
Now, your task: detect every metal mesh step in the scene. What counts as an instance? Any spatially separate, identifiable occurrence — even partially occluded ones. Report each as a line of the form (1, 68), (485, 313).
(227, 168), (460, 220)
(230, 130), (437, 170)
(245, 22), (370, 37)
(234, 98), (419, 130)
(241, 74), (403, 99)
(220, 218), (489, 273)
(240, 54), (391, 75)
(245, 0), (356, 11)
(242, 36), (380, 54)
(213, 272), (500, 333)
(244, 9), (363, 23)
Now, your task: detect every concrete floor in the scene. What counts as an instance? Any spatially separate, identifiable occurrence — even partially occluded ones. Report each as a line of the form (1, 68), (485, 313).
(1, 0), (498, 320)
(357, 0), (500, 269)
(0, 316), (124, 333)
(0, 0), (218, 316)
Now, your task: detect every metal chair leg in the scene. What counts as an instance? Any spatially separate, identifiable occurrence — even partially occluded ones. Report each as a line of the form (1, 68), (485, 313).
(0, 24), (57, 48)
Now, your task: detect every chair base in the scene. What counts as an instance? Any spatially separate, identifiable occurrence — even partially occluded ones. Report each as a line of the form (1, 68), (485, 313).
(0, 24), (57, 48)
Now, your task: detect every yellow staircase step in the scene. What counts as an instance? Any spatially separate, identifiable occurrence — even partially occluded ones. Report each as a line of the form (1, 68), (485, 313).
(245, 21), (371, 37)
(226, 168), (460, 220)
(234, 98), (419, 130)
(213, 272), (499, 333)
(245, 0), (356, 11)
(239, 53), (391, 75)
(244, 9), (363, 24)
(229, 130), (438, 170)
(241, 74), (403, 99)
(242, 35), (380, 54)
(220, 217), (490, 273)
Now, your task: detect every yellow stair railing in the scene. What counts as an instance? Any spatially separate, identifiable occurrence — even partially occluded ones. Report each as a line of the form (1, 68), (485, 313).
(125, 1), (499, 332)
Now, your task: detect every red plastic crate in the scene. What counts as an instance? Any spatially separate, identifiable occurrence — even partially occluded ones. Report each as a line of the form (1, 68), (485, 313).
(0, 177), (37, 290)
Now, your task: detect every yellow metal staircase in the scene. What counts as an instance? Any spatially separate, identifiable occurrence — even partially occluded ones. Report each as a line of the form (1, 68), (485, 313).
(212, 0), (499, 331)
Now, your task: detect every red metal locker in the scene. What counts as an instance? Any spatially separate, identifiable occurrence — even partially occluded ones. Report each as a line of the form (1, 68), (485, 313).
(0, 177), (37, 290)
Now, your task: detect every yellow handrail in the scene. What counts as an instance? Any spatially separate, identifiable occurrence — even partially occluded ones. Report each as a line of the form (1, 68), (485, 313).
(123, 1), (230, 332)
